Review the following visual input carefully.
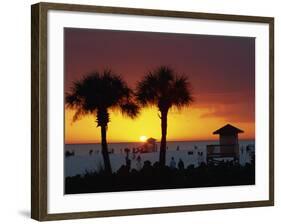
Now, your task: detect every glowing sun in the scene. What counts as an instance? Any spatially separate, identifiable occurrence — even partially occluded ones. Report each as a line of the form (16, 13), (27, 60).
(139, 135), (148, 142)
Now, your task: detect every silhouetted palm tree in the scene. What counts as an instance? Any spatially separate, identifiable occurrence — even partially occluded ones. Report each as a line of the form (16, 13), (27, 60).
(136, 66), (193, 167)
(66, 70), (139, 174)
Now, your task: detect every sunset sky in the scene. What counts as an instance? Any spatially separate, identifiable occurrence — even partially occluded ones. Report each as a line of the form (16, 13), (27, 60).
(64, 28), (255, 144)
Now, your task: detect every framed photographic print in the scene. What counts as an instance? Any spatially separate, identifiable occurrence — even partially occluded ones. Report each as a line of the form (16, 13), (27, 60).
(31, 2), (274, 221)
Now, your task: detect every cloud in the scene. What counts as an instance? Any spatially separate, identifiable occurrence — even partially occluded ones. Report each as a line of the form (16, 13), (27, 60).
(199, 102), (254, 123)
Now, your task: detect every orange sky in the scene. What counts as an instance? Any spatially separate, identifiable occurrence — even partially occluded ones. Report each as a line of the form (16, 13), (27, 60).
(64, 28), (255, 144)
(65, 104), (254, 144)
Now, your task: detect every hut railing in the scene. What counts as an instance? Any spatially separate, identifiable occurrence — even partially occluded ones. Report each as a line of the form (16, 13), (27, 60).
(206, 144), (239, 158)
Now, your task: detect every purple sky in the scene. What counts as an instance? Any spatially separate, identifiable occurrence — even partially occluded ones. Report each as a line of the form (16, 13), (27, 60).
(64, 28), (255, 124)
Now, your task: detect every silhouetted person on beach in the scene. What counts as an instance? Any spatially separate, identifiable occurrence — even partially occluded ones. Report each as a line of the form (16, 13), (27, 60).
(125, 156), (131, 170)
(178, 159), (184, 170)
(169, 157), (176, 169)
(124, 148), (130, 158)
(136, 155), (142, 171)
(132, 149), (136, 160)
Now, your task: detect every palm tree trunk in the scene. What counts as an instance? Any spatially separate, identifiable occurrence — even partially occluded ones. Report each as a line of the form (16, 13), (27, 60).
(97, 108), (112, 174)
(100, 124), (112, 174)
(159, 109), (168, 167)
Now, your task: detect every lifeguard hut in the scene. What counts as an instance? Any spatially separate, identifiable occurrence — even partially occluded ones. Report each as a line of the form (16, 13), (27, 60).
(207, 124), (244, 163)
(140, 138), (157, 153)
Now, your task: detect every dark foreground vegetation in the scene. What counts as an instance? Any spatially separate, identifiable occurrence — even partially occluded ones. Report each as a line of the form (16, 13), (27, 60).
(65, 160), (255, 194)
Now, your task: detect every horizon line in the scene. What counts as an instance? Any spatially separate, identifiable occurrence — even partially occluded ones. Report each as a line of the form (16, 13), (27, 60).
(65, 138), (255, 145)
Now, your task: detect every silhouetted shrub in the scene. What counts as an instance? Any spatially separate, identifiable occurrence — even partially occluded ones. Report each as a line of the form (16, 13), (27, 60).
(65, 161), (255, 194)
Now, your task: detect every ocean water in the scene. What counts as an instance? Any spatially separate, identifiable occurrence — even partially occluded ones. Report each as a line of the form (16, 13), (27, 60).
(65, 140), (254, 177)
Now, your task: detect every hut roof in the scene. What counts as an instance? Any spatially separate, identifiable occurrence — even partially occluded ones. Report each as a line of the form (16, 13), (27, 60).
(147, 137), (156, 142)
(213, 124), (244, 135)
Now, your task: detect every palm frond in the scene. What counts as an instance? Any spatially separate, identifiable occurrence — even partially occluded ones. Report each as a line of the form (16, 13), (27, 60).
(65, 93), (81, 109)
(66, 69), (139, 123)
(72, 107), (89, 123)
(120, 101), (140, 119)
(170, 75), (194, 109)
(136, 66), (194, 111)
(136, 72), (159, 106)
